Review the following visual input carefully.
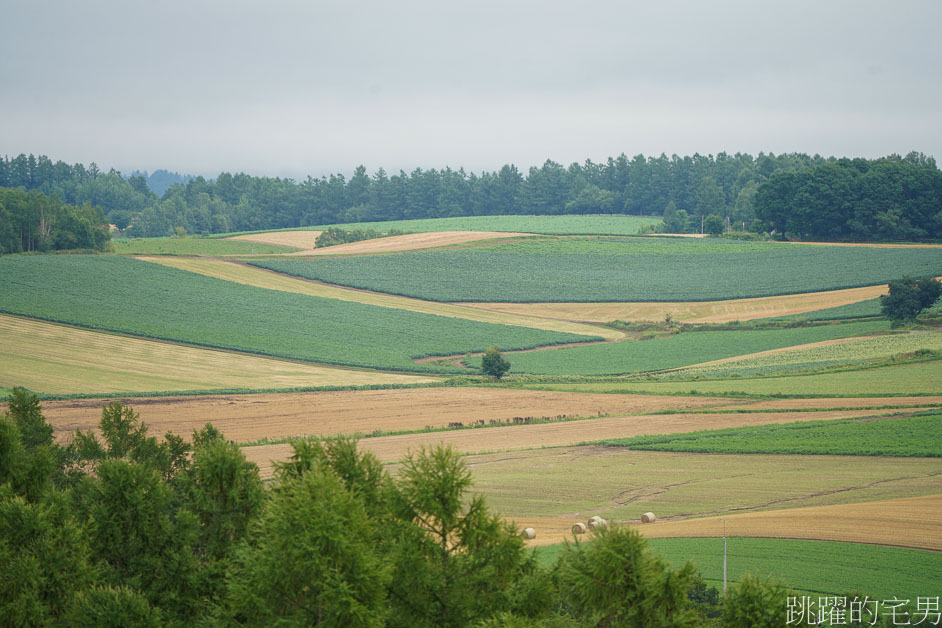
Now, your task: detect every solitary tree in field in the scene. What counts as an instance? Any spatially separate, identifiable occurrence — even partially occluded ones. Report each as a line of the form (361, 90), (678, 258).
(481, 347), (511, 380)
(881, 276), (942, 324)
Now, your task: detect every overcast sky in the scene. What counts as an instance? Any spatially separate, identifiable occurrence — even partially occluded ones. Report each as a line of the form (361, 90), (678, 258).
(2, 0), (940, 179)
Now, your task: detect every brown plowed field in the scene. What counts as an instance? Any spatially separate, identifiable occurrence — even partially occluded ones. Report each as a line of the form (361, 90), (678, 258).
(516, 494), (942, 550)
(41, 387), (733, 444)
(457, 284), (890, 323)
(239, 407), (907, 478)
(227, 230), (530, 256)
(228, 231), (322, 250)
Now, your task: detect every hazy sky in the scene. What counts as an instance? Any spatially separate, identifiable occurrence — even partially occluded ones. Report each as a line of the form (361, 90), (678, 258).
(2, 0), (940, 178)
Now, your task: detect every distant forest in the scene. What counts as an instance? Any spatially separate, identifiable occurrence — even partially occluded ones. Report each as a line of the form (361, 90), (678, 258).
(0, 151), (939, 242)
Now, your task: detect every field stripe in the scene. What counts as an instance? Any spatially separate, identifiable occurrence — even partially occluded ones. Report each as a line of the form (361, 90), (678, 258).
(137, 256), (623, 340)
(41, 388), (734, 445)
(239, 408), (916, 478)
(0, 313), (437, 395)
(455, 284), (891, 323)
(515, 494), (942, 551)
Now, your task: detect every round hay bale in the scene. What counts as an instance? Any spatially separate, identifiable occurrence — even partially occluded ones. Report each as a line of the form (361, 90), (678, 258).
(588, 518), (607, 531)
(571, 522), (587, 535)
(641, 512), (656, 523)
(588, 515), (602, 524)
(523, 528), (536, 540)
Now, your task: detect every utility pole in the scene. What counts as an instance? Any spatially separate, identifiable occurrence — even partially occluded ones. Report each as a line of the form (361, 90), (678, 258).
(722, 518), (728, 594)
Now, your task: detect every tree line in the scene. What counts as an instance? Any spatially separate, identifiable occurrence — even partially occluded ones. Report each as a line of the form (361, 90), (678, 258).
(1, 151), (938, 242)
(0, 188), (111, 255)
(754, 154), (942, 241)
(2, 388), (842, 626)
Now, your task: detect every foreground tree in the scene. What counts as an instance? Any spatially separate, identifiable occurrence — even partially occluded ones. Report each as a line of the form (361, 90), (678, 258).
(558, 524), (699, 626)
(881, 276), (942, 324)
(481, 347), (511, 380)
(387, 445), (542, 627)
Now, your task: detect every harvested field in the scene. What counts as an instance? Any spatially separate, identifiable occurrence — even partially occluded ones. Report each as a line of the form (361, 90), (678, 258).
(42, 387), (733, 445)
(457, 284), (890, 323)
(303, 231), (533, 255)
(238, 408), (916, 478)
(227, 230), (530, 256)
(139, 256), (622, 340)
(515, 494), (942, 551)
(0, 314), (434, 395)
(708, 396), (942, 411)
(227, 230), (322, 251)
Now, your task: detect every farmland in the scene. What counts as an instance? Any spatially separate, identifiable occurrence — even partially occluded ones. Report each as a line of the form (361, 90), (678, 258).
(217, 214), (662, 237)
(6, 217), (942, 607)
(657, 330), (942, 379)
(530, 359), (942, 396)
(536, 537), (942, 601)
(238, 407), (931, 478)
(40, 388), (735, 445)
(444, 446), (942, 522)
(138, 256), (623, 339)
(504, 320), (889, 375)
(112, 236), (299, 255)
(601, 413), (942, 457)
(0, 314), (438, 395)
(458, 284), (893, 323)
(0, 255), (594, 373)
(252, 237), (942, 302)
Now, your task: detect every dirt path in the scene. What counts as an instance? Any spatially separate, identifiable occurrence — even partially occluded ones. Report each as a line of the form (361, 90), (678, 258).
(517, 494), (942, 550)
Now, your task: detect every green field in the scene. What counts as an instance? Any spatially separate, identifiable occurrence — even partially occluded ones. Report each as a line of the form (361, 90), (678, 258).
(251, 237), (942, 302)
(657, 330), (942, 379)
(504, 320), (888, 376)
(215, 215), (662, 237)
(601, 414), (942, 457)
(524, 360), (942, 397)
(113, 237), (299, 255)
(534, 538), (942, 601)
(0, 255), (594, 373)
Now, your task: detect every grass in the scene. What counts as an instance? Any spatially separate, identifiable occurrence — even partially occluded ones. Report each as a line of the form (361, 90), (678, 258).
(465, 447), (942, 521)
(113, 237), (299, 255)
(532, 538), (942, 601)
(655, 330), (942, 379)
(0, 314), (438, 395)
(212, 215), (663, 237)
(522, 360), (942, 397)
(0, 255), (595, 373)
(504, 320), (889, 376)
(600, 413), (942, 457)
(250, 238), (942, 302)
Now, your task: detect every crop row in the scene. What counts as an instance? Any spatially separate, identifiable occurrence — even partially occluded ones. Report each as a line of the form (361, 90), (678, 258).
(658, 330), (942, 379)
(502, 320), (888, 376)
(0, 255), (594, 373)
(601, 413), (942, 457)
(254, 240), (942, 302)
